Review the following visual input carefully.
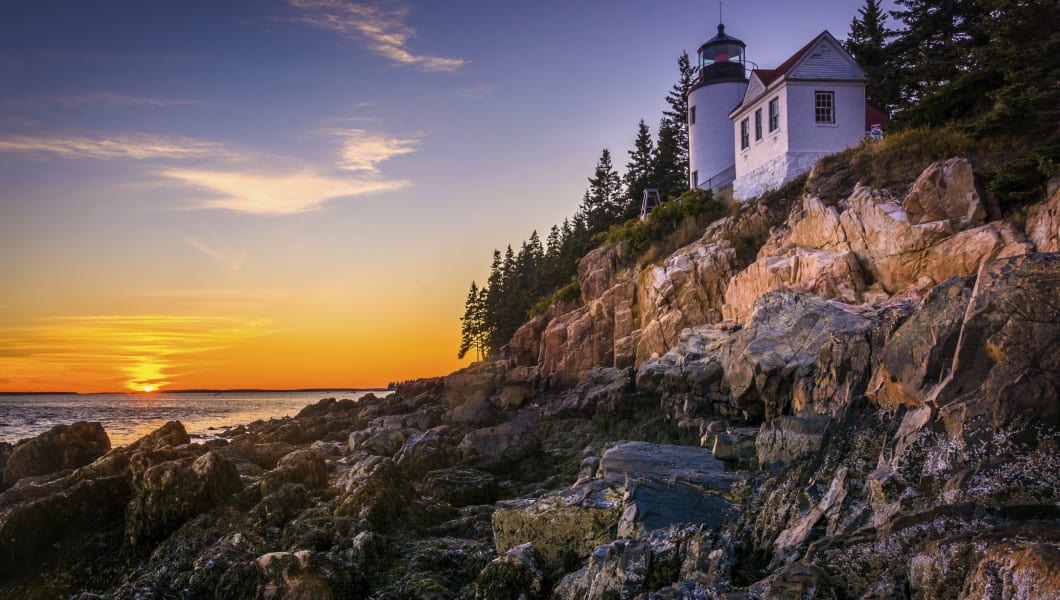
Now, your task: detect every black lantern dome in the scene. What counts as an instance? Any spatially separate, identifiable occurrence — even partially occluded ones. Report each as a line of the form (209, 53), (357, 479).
(694, 24), (747, 87)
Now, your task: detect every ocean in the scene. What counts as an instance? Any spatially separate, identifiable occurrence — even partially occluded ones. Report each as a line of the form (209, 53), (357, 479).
(0, 390), (386, 446)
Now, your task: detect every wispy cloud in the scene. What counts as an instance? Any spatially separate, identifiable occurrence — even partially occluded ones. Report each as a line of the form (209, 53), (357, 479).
(287, 0), (467, 72)
(184, 236), (248, 271)
(159, 167), (409, 215)
(324, 128), (418, 172)
(0, 92), (203, 111)
(0, 128), (416, 214)
(0, 314), (274, 391)
(0, 133), (229, 161)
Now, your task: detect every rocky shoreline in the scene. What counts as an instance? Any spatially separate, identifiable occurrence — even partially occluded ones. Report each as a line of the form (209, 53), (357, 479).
(1, 160), (1058, 599)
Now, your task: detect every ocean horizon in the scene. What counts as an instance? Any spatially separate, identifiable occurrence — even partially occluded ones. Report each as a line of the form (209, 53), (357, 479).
(0, 389), (387, 446)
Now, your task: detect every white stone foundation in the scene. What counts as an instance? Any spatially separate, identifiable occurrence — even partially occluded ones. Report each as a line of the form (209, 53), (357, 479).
(733, 152), (829, 202)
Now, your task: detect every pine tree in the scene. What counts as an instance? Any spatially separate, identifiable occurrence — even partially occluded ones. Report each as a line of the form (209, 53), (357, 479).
(653, 117), (687, 201)
(888, 0), (990, 123)
(624, 119), (655, 220)
(844, 0), (900, 114)
(585, 149), (623, 233)
(458, 281), (490, 361)
(662, 51), (696, 183)
(969, 0), (1060, 143)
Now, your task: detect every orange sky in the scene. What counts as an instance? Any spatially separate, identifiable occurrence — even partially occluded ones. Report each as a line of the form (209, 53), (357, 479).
(0, 1), (876, 393)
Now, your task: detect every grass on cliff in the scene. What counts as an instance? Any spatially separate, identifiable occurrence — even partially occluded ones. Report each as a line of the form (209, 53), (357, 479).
(593, 188), (728, 267)
(808, 126), (1059, 215)
(528, 276), (581, 318)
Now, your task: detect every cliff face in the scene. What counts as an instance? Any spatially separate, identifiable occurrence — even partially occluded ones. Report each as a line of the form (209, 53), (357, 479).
(507, 158), (1040, 387)
(1, 158), (1058, 599)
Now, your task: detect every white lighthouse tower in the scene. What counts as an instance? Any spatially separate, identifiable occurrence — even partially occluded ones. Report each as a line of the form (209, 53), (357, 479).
(687, 23), (748, 192)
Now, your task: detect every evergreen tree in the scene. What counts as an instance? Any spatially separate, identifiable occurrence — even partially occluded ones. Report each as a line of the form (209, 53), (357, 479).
(662, 51), (696, 183)
(844, 0), (900, 114)
(968, 0), (1060, 143)
(888, 0), (990, 123)
(585, 149), (623, 232)
(624, 119), (656, 219)
(457, 281), (490, 361)
(653, 117), (687, 201)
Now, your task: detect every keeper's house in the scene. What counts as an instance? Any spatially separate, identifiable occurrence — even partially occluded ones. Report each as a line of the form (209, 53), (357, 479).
(728, 31), (872, 201)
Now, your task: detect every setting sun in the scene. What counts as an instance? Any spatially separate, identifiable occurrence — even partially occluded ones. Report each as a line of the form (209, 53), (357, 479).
(143, 385), (155, 393)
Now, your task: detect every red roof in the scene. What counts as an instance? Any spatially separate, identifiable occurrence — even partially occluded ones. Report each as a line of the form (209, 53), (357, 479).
(731, 31), (833, 115)
(865, 104), (889, 130)
(772, 34), (822, 77)
(754, 69), (782, 87)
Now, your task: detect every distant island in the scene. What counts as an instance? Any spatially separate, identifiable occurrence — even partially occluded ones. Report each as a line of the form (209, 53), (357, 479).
(0, 388), (387, 396)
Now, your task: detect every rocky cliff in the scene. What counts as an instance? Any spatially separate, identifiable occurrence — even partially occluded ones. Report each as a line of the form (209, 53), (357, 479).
(1, 159), (1057, 599)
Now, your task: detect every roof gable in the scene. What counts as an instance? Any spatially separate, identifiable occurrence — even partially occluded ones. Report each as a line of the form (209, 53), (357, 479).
(737, 69), (782, 112)
(743, 72), (767, 105)
(729, 30), (866, 117)
(786, 31), (867, 81)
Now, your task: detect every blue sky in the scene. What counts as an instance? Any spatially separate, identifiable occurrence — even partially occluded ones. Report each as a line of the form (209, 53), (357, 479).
(0, 0), (894, 391)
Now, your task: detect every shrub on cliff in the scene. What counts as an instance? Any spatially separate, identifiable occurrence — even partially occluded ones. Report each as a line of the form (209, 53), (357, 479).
(595, 188), (726, 261)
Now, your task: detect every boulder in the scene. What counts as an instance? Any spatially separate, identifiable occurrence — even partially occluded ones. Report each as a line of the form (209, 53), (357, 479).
(722, 246), (866, 322)
(126, 420), (191, 452)
(442, 362), (504, 410)
(551, 539), (653, 599)
(599, 442), (739, 537)
(492, 478), (624, 572)
(720, 292), (875, 420)
(756, 415), (829, 467)
(0, 471), (130, 577)
(217, 550), (361, 600)
(1026, 185), (1060, 252)
(125, 450), (242, 548)
(635, 326), (732, 420)
(335, 455), (413, 528)
(507, 315), (549, 367)
(474, 543), (547, 600)
(420, 467), (497, 507)
(260, 448), (328, 495)
(932, 253), (1060, 432)
(394, 426), (459, 477)
(709, 429), (757, 464)
(902, 157), (988, 228)
(868, 275), (976, 409)
(457, 416), (539, 471)
(908, 523), (1060, 600)
(840, 184), (1030, 295)
(348, 427), (409, 457)
(2, 421), (110, 488)
(552, 525), (713, 599)
(634, 220), (742, 364)
(446, 394), (497, 427)
(742, 562), (834, 599)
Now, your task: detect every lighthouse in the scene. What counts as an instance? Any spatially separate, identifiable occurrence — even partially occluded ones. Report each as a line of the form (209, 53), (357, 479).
(687, 23), (748, 192)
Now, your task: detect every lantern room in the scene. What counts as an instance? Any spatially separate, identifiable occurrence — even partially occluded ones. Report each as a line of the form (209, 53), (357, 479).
(696, 24), (747, 84)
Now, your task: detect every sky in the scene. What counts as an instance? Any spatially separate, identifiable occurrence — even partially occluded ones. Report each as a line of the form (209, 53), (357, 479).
(0, 0), (891, 393)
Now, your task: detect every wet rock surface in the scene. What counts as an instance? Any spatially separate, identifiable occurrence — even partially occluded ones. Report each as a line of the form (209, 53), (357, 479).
(1, 421), (110, 488)
(1, 164), (1058, 599)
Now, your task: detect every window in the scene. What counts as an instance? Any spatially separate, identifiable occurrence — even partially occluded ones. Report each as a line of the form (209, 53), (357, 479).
(815, 91), (835, 124)
(689, 105), (696, 125)
(754, 109), (762, 141)
(769, 97), (780, 131)
(740, 118), (749, 150)
(692, 170), (699, 189)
